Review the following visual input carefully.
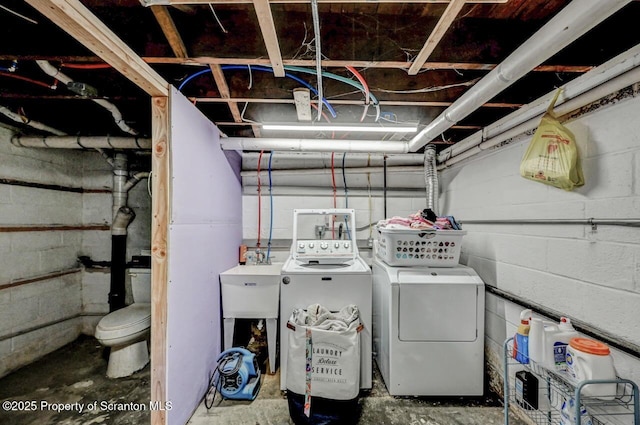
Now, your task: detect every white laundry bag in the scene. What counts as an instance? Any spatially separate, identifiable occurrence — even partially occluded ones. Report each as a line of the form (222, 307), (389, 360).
(286, 304), (362, 401)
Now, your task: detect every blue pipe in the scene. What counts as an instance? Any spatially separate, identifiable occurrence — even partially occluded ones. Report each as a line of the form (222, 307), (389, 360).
(178, 66), (337, 118)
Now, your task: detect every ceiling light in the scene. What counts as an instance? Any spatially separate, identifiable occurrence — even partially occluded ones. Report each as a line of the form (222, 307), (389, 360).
(262, 123), (418, 133)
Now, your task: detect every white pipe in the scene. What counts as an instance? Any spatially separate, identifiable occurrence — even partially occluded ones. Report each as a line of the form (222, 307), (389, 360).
(439, 43), (640, 163)
(240, 165), (423, 177)
(407, 0), (632, 152)
(221, 138), (409, 154)
(11, 135), (151, 149)
(123, 172), (150, 192)
(439, 64), (640, 169)
(242, 186), (423, 197)
(241, 151), (424, 169)
(112, 206), (135, 236)
(112, 153), (129, 220)
(36, 60), (139, 136)
(1, 106), (67, 136)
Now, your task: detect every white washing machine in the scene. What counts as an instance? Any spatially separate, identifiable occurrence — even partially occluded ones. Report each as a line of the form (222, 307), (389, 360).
(279, 208), (372, 391)
(372, 257), (485, 396)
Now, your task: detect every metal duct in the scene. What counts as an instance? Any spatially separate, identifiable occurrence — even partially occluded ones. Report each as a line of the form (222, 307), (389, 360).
(423, 145), (438, 215)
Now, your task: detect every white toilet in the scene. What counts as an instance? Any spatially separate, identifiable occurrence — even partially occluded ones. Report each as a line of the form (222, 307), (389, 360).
(95, 268), (151, 378)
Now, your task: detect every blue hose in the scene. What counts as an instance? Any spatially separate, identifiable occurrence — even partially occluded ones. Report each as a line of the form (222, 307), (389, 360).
(178, 65), (337, 118)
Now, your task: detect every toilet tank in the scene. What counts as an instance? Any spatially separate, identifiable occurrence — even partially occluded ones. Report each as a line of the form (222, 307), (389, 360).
(129, 268), (151, 303)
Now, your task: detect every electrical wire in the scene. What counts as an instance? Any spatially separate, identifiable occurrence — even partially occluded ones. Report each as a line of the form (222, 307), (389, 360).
(267, 151), (274, 262)
(177, 66), (337, 118)
(256, 150), (264, 250)
(346, 65), (370, 122)
(0, 71), (53, 89)
(61, 63), (112, 70)
(209, 3), (229, 34)
(284, 65), (380, 121)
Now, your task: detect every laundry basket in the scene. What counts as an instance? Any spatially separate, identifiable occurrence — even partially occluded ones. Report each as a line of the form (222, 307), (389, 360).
(376, 227), (466, 267)
(286, 304), (362, 425)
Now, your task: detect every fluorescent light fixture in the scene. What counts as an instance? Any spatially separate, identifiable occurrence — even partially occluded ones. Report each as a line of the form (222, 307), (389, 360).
(262, 123), (418, 133)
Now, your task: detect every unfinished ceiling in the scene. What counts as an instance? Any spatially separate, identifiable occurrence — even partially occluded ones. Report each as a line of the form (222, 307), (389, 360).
(1, 0), (640, 154)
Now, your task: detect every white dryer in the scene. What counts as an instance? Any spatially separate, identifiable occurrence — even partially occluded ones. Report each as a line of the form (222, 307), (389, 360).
(279, 209), (372, 391)
(372, 257), (485, 396)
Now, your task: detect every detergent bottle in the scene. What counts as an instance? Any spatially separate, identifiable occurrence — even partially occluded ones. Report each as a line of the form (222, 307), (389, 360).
(553, 317), (579, 370)
(513, 309), (532, 364)
(528, 318), (544, 365)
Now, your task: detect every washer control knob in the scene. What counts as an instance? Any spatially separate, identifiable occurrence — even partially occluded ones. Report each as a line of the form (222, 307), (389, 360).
(334, 242), (340, 249)
(308, 242), (315, 249)
(320, 242), (328, 250)
(344, 242), (350, 249)
(298, 242), (305, 249)
(282, 276), (290, 285)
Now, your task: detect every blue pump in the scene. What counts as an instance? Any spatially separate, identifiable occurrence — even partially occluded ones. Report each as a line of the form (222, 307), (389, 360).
(209, 347), (261, 403)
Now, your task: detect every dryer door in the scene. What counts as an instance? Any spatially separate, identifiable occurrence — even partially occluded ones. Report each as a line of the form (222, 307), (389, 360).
(397, 271), (478, 342)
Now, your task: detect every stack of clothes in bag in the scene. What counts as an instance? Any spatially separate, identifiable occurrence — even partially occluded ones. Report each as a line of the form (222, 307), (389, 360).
(376, 208), (461, 230)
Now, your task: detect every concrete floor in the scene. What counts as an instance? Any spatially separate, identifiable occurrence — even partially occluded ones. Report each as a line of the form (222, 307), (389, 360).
(0, 336), (527, 425)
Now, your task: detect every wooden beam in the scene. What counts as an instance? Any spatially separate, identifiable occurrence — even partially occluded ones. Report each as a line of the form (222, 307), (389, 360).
(193, 97), (523, 108)
(209, 64), (243, 122)
(252, 0), (285, 77)
(141, 56), (594, 73)
(150, 5), (189, 58)
(409, 0), (467, 75)
(0, 55), (593, 73)
(150, 96), (169, 425)
(25, 0), (169, 97)
(145, 0), (507, 4)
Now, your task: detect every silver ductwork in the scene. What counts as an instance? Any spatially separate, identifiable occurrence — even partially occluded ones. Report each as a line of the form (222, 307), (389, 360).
(424, 145), (439, 215)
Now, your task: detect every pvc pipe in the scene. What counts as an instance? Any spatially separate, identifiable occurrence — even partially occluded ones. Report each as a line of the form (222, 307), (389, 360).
(11, 135), (151, 150)
(439, 43), (640, 164)
(407, 0), (632, 152)
(1, 106), (67, 136)
(221, 137), (409, 153)
(242, 185), (423, 197)
(36, 60), (139, 135)
(241, 152), (424, 169)
(240, 165), (423, 177)
(439, 64), (640, 169)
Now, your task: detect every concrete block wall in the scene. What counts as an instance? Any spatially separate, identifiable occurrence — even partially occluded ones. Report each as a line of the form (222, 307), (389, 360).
(0, 127), (85, 377)
(439, 94), (640, 396)
(0, 128), (152, 377)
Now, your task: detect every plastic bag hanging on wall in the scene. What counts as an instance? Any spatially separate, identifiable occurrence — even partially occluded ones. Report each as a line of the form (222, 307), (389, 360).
(519, 89), (584, 191)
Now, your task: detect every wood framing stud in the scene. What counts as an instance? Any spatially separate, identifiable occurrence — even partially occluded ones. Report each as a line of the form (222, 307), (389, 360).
(409, 0), (467, 75)
(252, 0), (285, 77)
(150, 5), (189, 58)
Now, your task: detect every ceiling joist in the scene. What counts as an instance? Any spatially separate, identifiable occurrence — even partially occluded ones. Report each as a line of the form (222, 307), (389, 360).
(25, 0), (169, 97)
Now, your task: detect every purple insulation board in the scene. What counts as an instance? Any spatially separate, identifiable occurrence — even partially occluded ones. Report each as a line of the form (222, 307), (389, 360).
(166, 87), (242, 425)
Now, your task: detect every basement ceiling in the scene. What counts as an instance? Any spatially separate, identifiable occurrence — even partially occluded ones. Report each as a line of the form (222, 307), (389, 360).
(1, 0), (640, 153)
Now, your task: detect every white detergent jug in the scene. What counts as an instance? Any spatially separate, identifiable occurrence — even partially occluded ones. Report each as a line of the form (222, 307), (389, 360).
(528, 318), (545, 365)
(548, 317), (579, 370)
(566, 337), (617, 400)
(540, 322), (560, 370)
